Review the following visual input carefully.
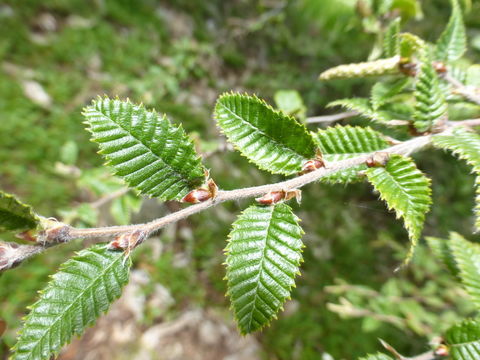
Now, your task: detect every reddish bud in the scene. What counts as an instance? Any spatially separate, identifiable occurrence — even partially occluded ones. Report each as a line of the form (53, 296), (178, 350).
(399, 59), (417, 77)
(181, 188), (212, 204)
(433, 61), (447, 74)
(181, 179), (218, 204)
(434, 345), (449, 357)
(107, 230), (146, 254)
(300, 159), (324, 175)
(16, 230), (37, 242)
(256, 189), (302, 205)
(366, 152), (390, 168)
(256, 191), (285, 205)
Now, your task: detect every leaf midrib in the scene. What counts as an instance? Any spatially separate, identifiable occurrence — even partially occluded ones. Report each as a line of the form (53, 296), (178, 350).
(245, 206), (275, 332)
(218, 102), (312, 164)
(93, 105), (202, 188)
(19, 251), (126, 359)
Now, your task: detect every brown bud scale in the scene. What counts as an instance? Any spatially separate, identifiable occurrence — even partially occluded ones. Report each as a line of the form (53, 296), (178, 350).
(256, 189), (301, 205)
(300, 159), (324, 175)
(181, 179), (218, 204)
(366, 152), (390, 168)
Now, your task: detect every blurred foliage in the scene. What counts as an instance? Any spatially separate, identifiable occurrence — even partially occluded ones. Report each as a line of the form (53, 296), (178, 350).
(1, 0), (480, 359)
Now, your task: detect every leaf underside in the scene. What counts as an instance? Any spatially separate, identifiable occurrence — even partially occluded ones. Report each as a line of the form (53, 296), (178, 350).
(314, 125), (389, 183)
(215, 93), (317, 175)
(12, 245), (130, 360)
(432, 127), (480, 230)
(446, 319), (480, 360)
(83, 97), (206, 201)
(0, 192), (39, 232)
(225, 203), (303, 334)
(366, 155), (432, 260)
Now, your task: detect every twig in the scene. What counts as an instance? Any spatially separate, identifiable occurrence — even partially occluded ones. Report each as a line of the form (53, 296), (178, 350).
(444, 73), (480, 106)
(380, 339), (437, 360)
(0, 241), (48, 271)
(450, 118), (480, 127)
(306, 111), (358, 124)
(90, 187), (130, 209)
(4, 119), (480, 270)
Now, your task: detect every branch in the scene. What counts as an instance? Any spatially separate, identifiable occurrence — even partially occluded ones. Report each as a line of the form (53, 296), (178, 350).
(444, 73), (480, 106)
(4, 120), (480, 271)
(306, 111), (358, 124)
(0, 241), (47, 271)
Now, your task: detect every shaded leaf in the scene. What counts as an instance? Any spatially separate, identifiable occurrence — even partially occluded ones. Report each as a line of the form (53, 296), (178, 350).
(110, 194), (142, 225)
(274, 90), (306, 121)
(12, 245), (130, 360)
(314, 125), (389, 183)
(383, 17), (401, 58)
(83, 97), (206, 201)
(450, 232), (480, 308)
(0, 192), (39, 233)
(225, 203), (303, 334)
(432, 127), (480, 230)
(425, 236), (459, 277)
(366, 155), (432, 259)
(371, 78), (410, 110)
(466, 65), (480, 88)
(215, 93), (317, 175)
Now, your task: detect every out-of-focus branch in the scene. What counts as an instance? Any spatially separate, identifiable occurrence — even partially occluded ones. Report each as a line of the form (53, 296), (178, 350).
(444, 73), (480, 106)
(306, 111), (358, 124)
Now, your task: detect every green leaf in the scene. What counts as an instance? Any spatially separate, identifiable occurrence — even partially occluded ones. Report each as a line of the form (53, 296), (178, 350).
(0, 192), (39, 232)
(445, 318), (480, 360)
(319, 56), (401, 81)
(413, 56), (447, 132)
(450, 232), (480, 308)
(383, 17), (401, 58)
(425, 236), (459, 277)
(435, 0), (467, 62)
(328, 98), (386, 122)
(215, 93), (317, 175)
(273, 90), (306, 121)
(225, 203), (304, 334)
(83, 97), (206, 201)
(110, 194), (142, 225)
(399, 32), (425, 58)
(371, 78), (410, 110)
(12, 245), (130, 360)
(466, 65), (480, 88)
(366, 155), (432, 259)
(314, 125), (389, 183)
(359, 353), (393, 360)
(432, 127), (480, 229)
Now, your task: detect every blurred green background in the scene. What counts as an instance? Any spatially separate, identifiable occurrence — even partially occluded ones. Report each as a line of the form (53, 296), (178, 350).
(1, 0), (480, 359)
